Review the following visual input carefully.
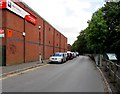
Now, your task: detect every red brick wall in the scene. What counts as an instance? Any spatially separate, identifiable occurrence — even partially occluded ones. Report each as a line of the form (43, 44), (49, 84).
(67, 44), (71, 51)
(46, 46), (53, 59)
(6, 38), (24, 65)
(6, 11), (24, 32)
(45, 22), (53, 59)
(5, 10), (24, 65)
(25, 19), (39, 63)
(45, 23), (54, 46)
(0, 10), (6, 28)
(60, 34), (65, 52)
(43, 22), (55, 59)
(1, 1), (68, 65)
(54, 30), (60, 52)
(64, 37), (68, 52)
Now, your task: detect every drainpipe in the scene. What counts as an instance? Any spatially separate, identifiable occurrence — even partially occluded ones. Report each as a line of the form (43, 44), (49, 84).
(43, 21), (46, 59)
(53, 29), (55, 54)
(23, 19), (26, 63)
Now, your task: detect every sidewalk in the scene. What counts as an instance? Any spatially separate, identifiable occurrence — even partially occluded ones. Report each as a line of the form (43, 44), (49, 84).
(1, 60), (50, 77)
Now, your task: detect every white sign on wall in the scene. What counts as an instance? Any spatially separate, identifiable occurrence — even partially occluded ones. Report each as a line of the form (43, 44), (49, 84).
(0, 29), (4, 37)
(0, 0), (37, 25)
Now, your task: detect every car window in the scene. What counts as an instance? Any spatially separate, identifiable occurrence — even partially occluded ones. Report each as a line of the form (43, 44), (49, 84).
(53, 53), (62, 56)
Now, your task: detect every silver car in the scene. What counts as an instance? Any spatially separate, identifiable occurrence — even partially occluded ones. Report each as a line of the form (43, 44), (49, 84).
(49, 52), (66, 63)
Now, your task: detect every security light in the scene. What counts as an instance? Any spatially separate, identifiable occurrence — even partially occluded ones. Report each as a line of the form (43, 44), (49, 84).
(38, 26), (41, 30)
(23, 32), (26, 36)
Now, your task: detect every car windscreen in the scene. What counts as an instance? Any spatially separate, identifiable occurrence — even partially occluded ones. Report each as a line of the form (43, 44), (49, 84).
(53, 53), (62, 56)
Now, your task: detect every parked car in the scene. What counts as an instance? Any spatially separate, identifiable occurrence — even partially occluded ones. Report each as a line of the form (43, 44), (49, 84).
(49, 52), (66, 63)
(67, 51), (74, 60)
(72, 52), (77, 58)
(64, 52), (68, 61)
(76, 52), (79, 56)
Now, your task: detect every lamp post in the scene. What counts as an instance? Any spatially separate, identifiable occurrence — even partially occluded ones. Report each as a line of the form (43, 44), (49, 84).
(38, 26), (43, 63)
(38, 25), (41, 46)
(38, 25), (41, 52)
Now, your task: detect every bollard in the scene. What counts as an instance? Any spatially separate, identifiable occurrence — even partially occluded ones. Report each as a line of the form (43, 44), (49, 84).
(39, 54), (43, 64)
(99, 55), (103, 68)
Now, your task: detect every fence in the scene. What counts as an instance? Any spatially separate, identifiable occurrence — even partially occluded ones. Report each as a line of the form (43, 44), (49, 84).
(102, 58), (120, 92)
(88, 54), (120, 92)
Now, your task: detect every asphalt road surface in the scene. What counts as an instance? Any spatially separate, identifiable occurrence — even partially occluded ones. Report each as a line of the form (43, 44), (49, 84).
(2, 56), (105, 92)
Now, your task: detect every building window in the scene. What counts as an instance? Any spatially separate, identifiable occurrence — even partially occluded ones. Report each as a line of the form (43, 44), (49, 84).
(49, 28), (51, 31)
(49, 41), (50, 44)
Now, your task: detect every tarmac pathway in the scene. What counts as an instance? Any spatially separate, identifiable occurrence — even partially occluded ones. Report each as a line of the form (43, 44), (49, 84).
(2, 56), (105, 92)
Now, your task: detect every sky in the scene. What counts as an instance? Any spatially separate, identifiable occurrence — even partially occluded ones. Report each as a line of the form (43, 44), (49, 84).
(23, 0), (105, 45)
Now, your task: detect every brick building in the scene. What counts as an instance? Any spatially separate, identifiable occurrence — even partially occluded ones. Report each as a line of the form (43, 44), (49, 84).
(67, 44), (72, 51)
(0, 0), (67, 66)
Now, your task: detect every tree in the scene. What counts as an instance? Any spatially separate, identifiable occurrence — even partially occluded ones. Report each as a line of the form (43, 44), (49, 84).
(102, 1), (120, 60)
(71, 30), (88, 54)
(102, 2), (120, 52)
(72, 1), (120, 57)
(85, 9), (108, 53)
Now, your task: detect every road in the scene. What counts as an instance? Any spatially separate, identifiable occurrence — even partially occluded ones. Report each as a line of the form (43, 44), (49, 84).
(2, 56), (105, 92)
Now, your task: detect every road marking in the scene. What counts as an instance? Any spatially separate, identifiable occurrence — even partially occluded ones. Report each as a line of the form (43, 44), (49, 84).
(0, 64), (49, 80)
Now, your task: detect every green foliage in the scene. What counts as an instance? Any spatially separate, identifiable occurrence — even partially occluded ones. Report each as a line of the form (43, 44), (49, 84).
(71, 40), (78, 52)
(72, 1), (120, 55)
(102, 1), (120, 53)
(85, 9), (108, 53)
(71, 30), (89, 54)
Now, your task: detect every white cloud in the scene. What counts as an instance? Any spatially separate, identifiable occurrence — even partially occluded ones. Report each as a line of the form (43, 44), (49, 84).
(23, 0), (104, 45)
